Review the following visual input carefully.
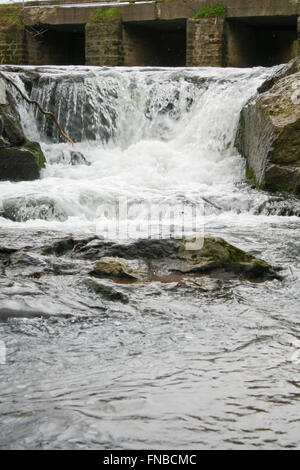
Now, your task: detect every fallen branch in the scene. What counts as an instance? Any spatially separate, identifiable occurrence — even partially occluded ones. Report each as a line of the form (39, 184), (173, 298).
(0, 71), (74, 146)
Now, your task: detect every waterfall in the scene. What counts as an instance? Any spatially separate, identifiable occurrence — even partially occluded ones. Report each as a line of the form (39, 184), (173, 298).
(0, 65), (279, 235)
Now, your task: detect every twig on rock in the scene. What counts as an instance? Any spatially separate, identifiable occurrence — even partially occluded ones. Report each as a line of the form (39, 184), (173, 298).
(0, 71), (74, 146)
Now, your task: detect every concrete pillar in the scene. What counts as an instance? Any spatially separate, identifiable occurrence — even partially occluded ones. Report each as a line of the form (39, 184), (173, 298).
(186, 18), (225, 67)
(85, 20), (123, 66)
(0, 26), (27, 65)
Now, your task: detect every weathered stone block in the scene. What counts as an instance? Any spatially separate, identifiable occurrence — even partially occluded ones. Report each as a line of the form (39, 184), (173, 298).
(0, 25), (27, 65)
(186, 18), (225, 67)
(85, 20), (123, 66)
(235, 58), (300, 193)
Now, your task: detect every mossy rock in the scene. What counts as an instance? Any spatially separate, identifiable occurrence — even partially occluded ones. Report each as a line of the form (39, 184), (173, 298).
(0, 93), (45, 181)
(85, 279), (129, 303)
(86, 236), (281, 283)
(0, 139), (45, 181)
(176, 236), (279, 281)
(235, 58), (300, 194)
(92, 257), (146, 281)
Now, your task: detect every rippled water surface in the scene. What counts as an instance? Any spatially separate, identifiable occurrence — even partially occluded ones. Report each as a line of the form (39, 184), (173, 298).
(0, 66), (299, 449)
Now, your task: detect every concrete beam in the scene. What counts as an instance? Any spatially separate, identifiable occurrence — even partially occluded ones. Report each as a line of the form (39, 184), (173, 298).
(21, 0), (300, 27)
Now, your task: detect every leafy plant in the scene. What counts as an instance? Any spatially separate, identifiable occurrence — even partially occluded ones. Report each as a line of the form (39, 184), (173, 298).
(0, 6), (22, 26)
(89, 8), (121, 23)
(193, 4), (227, 18)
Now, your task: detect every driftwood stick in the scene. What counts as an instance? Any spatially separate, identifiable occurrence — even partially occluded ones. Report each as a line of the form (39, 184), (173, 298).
(0, 71), (74, 146)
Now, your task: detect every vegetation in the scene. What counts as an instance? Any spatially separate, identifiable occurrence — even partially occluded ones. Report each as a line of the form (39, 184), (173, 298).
(89, 8), (121, 23)
(0, 5), (22, 26)
(193, 4), (227, 18)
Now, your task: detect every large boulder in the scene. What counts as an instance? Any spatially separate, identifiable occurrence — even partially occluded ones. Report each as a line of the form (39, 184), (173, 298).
(83, 235), (281, 282)
(235, 58), (300, 194)
(0, 85), (45, 181)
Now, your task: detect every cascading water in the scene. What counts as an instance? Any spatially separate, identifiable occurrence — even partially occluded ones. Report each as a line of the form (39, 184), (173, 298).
(0, 65), (300, 450)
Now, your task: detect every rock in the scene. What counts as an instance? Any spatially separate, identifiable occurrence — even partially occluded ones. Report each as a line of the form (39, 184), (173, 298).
(0, 90), (45, 181)
(87, 236), (280, 282)
(1, 196), (67, 222)
(235, 58), (300, 194)
(85, 279), (129, 303)
(175, 236), (278, 281)
(0, 139), (45, 182)
(0, 94), (25, 147)
(70, 151), (90, 166)
(91, 257), (147, 281)
(254, 195), (300, 216)
(42, 236), (99, 255)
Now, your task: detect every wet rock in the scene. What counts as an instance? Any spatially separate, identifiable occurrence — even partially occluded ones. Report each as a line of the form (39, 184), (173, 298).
(91, 257), (147, 281)
(85, 279), (129, 303)
(4, 249), (48, 278)
(9, 250), (46, 267)
(0, 94), (25, 147)
(0, 246), (19, 261)
(76, 238), (182, 260)
(174, 236), (279, 281)
(42, 236), (99, 256)
(0, 307), (51, 322)
(48, 150), (91, 166)
(42, 237), (78, 256)
(0, 143), (45, 181)
(87, 236), (280, 282)
(235, 58), (300, 194)
(0, 91), (45, 181)
(254, 195), (300, 217)
(1, 196), (67, 222)
(70, 151), (90, 166)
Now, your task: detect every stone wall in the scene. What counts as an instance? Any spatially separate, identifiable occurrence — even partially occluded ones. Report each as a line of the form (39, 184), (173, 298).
(0, 26), (27, 65)
(85, 20), (123, 66)
(186, 18), (225, 67)
(298, 16), (300, 55)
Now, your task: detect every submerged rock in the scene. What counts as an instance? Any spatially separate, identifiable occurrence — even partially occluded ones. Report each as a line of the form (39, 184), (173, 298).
(85, 278), (129, 303)
(1, 196), (67, 222)
(91, 257), (147, 281)
(235, 58), (300, 194)
(87, 236), (281, 283)
(70, 151), (90, 166)
(0, 89), (45, 181)
(254, 195), (300, 217)
(42, 236), (99, 256)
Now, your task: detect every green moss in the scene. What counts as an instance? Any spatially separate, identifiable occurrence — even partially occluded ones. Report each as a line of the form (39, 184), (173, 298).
(24, 139), (45, 170)
(193, 4), (227, 18)
(0, 6), (22, 26)
(245, 163), (263, 190)
(219, 239), (253, 263)
(265, 181), (300, 195)
(85, 279), (129, 303)
(89, 8), (121, 23)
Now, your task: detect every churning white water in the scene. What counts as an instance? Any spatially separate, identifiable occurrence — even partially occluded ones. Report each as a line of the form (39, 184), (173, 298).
(0, 65), (283, 236)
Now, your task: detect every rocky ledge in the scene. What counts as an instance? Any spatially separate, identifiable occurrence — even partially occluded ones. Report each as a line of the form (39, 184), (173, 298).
(235, 58), (300, 194)
(0, 83), (45, 181)
(41, 235), (281, 283)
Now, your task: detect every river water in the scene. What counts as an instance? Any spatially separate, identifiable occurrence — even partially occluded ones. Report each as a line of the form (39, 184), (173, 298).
(0, 65), (300, 449)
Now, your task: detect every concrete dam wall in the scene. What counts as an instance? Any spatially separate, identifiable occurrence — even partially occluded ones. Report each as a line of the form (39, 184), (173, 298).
(0, 0), (300, 67)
